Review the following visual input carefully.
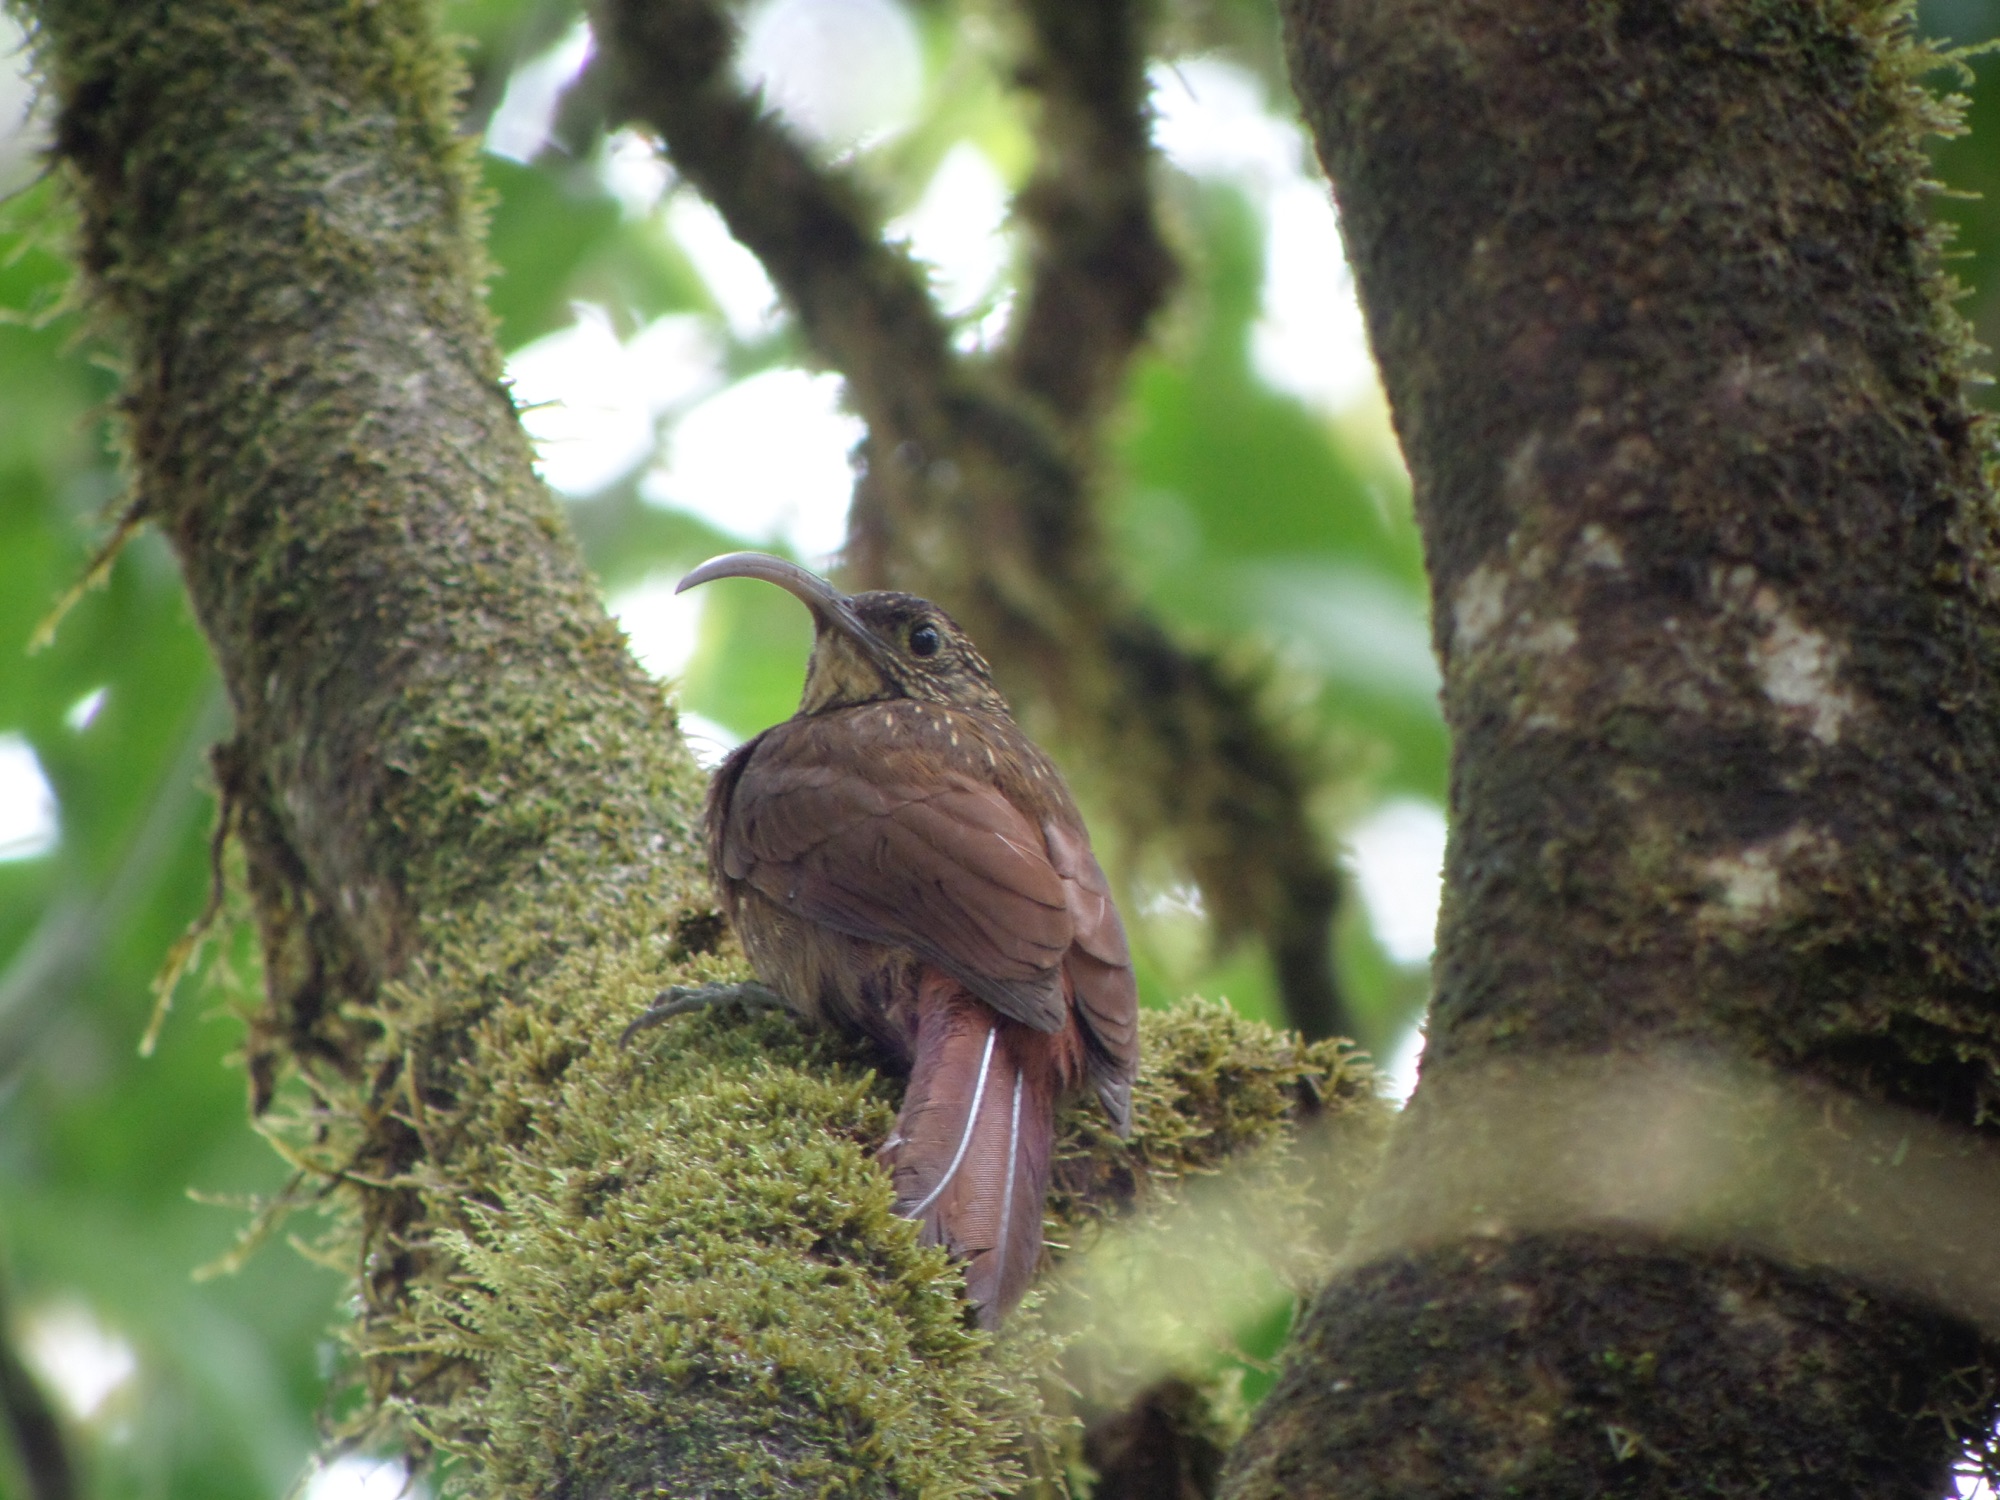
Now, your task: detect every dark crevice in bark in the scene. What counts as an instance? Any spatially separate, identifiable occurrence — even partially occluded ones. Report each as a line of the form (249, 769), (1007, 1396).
(1080, 1377), (1229, 1500)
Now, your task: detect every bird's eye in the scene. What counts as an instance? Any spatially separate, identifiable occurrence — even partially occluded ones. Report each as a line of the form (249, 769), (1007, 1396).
(908, 622), (941, 657)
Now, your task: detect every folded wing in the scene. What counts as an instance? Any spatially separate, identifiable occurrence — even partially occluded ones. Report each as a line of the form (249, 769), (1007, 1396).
(721, 714), (1073, 1033)
(1044, 817), (1140, 1135)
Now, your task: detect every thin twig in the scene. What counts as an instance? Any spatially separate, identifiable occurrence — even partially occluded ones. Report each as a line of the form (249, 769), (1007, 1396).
(0, 688), (229, 1082)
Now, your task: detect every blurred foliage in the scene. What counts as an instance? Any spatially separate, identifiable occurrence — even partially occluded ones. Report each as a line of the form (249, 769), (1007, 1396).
(1, 0), (1996, 1494)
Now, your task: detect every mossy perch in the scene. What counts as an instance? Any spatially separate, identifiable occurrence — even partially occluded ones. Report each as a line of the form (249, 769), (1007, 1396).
(20, 0), (1384, 1493)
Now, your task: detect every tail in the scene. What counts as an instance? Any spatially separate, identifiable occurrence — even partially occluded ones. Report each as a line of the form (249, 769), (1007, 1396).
(881, 973), (1056, 1328)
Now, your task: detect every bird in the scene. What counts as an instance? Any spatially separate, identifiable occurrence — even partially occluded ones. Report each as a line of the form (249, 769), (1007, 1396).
(661, 551), (1140, 1328)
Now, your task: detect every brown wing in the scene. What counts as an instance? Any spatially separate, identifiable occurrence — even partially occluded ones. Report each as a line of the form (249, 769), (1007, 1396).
(1043, 817), (1140, 1135)
(720, 713), (1073, 1033)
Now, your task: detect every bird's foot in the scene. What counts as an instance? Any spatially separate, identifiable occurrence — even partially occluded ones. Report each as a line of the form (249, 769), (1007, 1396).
(619, 981), (787, 1047)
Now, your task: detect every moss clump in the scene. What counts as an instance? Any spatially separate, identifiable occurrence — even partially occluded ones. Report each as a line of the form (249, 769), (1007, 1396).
(355, 991), (1382, 1497)
(407, 1005), (1034, 1497)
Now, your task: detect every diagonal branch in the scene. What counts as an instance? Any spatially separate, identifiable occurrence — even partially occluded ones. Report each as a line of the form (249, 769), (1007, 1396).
(1004, 0), (1178, 433)
(590, 0), (1354, 1041)
(580, 0), (954, 440)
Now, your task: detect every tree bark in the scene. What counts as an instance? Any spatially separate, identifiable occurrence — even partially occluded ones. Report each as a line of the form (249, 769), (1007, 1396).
(1228, 2), (2000, 1494)
(21, 1), (1378, 1494)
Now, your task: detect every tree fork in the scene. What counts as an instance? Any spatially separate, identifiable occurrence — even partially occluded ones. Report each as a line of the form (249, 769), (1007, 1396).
(1229, 2), (2000, 1494)
(23, 2), (1379, 1492)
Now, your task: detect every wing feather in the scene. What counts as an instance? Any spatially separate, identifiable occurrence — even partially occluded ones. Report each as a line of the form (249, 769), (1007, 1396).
(724, 715), (1072, 1032)
(1043, 818), (1141, 1135)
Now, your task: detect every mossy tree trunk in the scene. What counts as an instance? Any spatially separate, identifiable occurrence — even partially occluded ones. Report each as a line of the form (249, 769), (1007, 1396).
(1226, 2), (2000, 1495)
(21, 1), (1367, 1496)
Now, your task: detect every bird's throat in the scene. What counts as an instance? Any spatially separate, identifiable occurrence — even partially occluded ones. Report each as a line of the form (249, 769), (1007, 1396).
(798, 632), (899, 714)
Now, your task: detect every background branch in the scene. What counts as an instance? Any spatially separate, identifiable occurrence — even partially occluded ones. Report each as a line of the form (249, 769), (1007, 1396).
(1003, 0), (1177, 431)
(591, 0), (1355, 1041)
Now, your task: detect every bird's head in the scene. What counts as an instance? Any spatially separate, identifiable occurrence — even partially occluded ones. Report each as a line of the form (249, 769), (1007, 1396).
(676, 552), (1010, 717)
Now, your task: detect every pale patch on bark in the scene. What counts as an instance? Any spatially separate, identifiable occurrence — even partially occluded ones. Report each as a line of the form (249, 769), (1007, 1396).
(1453, 562), (1509, 654)
(1747, 590), (1858, 745)
(1698, 825), (1826, 926)
(1518, 618), (1578, 655)
(1517, 616), (1581, 730)
(1704, 849), (1784, 919)
(1576, 524), (1625, 572)
(1711, 566), (1860, 744)
(1454, 536), (1583, 728)
(1502, 430), (1544, 502)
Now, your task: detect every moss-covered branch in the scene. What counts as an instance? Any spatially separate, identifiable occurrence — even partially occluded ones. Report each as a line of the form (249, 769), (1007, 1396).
(1226, 1), (2000, 1493)
(21, 1), (1385, 1492)
(589, 0), (1355, 1042)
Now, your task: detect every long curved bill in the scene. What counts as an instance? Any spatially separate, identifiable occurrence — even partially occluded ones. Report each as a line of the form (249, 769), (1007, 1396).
(676, 552), (885, 660)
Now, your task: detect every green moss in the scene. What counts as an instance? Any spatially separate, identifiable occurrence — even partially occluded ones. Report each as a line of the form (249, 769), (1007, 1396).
(407, 1008), (1031, 1496)
(355, 983), (1379, 1496)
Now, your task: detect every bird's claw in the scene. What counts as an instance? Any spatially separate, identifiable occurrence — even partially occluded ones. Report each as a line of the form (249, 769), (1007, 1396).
(618, 981), (787, 1047)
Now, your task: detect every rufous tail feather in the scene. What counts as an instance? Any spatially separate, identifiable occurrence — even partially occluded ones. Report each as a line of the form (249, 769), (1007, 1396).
(882, 973), (1054, 1328)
